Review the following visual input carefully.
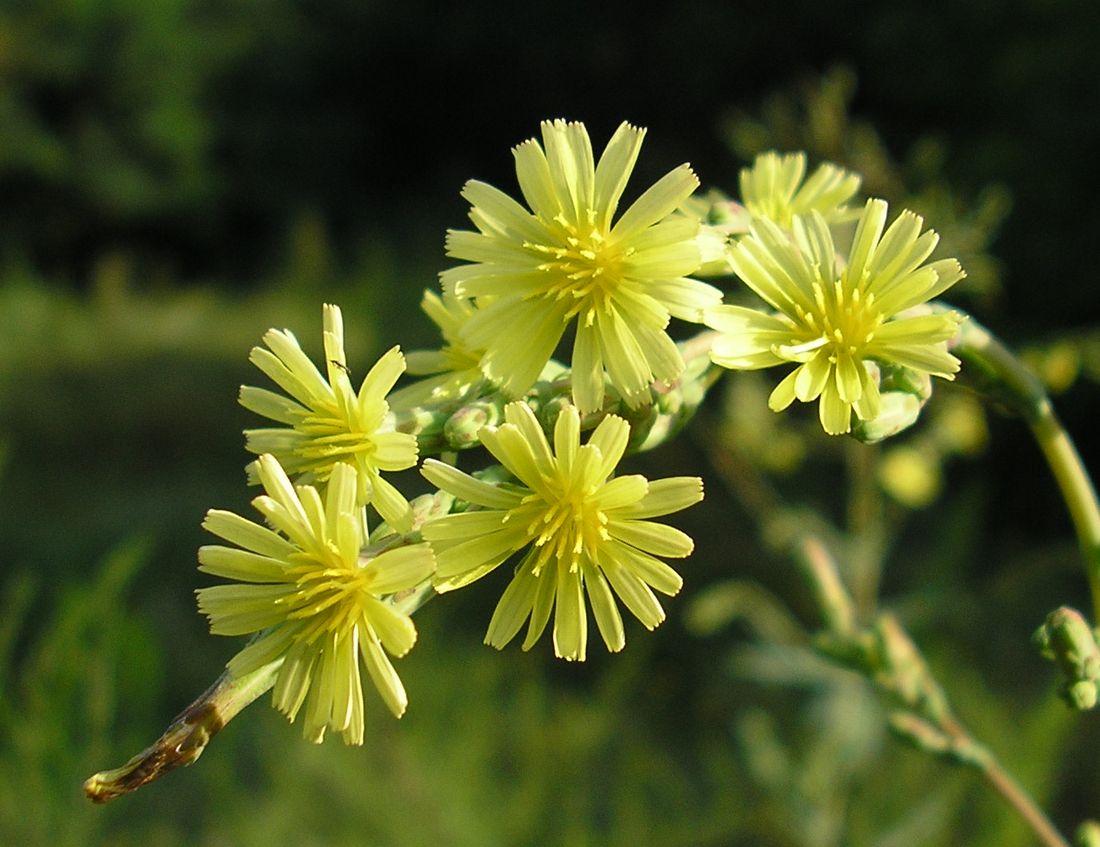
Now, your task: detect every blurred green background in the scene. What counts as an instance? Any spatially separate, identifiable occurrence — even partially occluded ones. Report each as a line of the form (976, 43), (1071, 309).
(1, 1), (1099, 844)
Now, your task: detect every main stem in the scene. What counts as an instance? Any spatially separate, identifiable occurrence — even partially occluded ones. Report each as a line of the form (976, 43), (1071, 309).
(978, 753), (1072, 847)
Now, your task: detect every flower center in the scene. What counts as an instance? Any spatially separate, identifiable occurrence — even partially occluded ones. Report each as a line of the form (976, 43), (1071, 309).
(293, 409), (379, 473)
(795, 276), (885, 357)
(526, 209), (634, 326)
(284, 554), (370, 644)
(514, 473), (611, 575)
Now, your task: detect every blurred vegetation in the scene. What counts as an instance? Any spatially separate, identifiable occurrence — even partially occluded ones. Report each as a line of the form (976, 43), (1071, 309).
(1, 1), (1099, 844)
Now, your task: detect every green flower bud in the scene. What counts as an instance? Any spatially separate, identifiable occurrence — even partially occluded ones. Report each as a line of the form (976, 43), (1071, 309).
(1068, 680), (1099, 711)
(1034, 607), (1100, 710)
(851, 364), (934, 444)
(852, 392), (925, 444)
(443, 397), (503, 448)
(1076, 820), (1100, 847)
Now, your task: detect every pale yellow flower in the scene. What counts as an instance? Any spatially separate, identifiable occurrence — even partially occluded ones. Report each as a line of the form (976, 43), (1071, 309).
(240, 303), (418, 532)
(196, 455), (435, 744)
(706, 199), (965, 435)
(740, 151), (861, 228)
(421, 402), (702, 661)
(387, 290), (486, 410)
(442, 119), (722, 413)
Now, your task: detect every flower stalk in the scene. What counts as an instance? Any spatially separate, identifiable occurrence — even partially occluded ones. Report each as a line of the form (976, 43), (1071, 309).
(952, 312), (1100, 619)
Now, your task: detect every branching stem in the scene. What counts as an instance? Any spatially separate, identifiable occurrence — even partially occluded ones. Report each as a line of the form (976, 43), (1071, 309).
(705, 429), (1071, 847)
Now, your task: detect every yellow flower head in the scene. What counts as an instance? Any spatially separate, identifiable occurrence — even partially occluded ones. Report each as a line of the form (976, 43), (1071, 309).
(387, 289), (486, 410)
(240, 303), (418, 532)
(442, 119), (722, 414)
(706, 198), (965, 435)
(740, 151), (861, 228)
(196, 455), (436, 744)
(421, 402), (703, 661)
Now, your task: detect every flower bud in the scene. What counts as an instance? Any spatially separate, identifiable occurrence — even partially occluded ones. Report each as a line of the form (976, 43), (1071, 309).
(1034, 606), (1100, 710)
(443, 398), (503, 447)
(1076, 820), (1100, 847)
(852, 392), (925, 444)
(851, 364), (933, 444)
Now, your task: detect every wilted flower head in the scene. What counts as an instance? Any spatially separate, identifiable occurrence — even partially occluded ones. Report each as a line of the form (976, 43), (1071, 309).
(240, 303), (418, 532)
(706, 198), (965, 435)
(740, 151), (861, 228)
(421, 402), (703, 661)
(442, 119), (722, 414)
(196, 455), (436, 744)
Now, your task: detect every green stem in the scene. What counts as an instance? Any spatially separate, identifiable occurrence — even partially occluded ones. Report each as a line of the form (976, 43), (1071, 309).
(845, 439), (887, 619)
(703, 427), (1070, 847)
(972, 746), (1072, 847)
(953, 314), (1100, 619)
(1032, 409), (1100, 617)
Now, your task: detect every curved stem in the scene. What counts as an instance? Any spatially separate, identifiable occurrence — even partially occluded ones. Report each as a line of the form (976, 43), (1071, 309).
(1032, 408), (1100, 617)
(953, 313), (1100, 619)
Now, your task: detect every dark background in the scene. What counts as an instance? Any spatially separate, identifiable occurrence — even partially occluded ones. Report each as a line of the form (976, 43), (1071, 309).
(3, 0), (1097, 329)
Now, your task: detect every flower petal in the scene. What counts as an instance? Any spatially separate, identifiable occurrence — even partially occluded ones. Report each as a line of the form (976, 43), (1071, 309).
(818, 383), (853, 435)
(202, 509), (297, 559)
(198, 546), (287, 583)
(551, 561), (587, 661)
(611, 476), (701, 518)
(485, 562), (540, 650)
(583, 559), (625, 653)
(420, 459), (524, 509)
(593, 121), (645, 227)
(607, 519), (694, 558)
(603, 539), (684, 596)
(363, 543), (436, 594)
(359, 633), (408, 718)
(612, 164), (699, 241)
